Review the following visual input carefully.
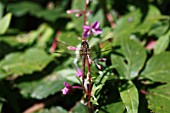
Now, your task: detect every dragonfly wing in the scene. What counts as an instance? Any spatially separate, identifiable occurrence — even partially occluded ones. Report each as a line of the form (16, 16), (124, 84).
(89, 38), (114, 59)
(55, 41), (81, 58)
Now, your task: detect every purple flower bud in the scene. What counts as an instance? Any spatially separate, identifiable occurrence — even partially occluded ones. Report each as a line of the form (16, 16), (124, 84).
(75, 13), (83, 17)
(76, 68), (83, 77)
(86, 10), (92, 16)
(61, 82), (72, 95)
(83, 21), (102, 38)
(61, 82), (82, 95)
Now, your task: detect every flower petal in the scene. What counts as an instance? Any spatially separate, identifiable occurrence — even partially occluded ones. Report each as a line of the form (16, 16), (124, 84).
(83, 25), (91, 31)
(76, 68), (83, 77)
(61, 87), (69, 95)
(93, 28), (102, 35)
(91, 21), (100, 29)
(83, 29), (92, 38)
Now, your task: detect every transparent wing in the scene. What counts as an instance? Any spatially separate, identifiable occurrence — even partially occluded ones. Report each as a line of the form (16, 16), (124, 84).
(88, 38), (114, 59)
(54, 41), (81, 58)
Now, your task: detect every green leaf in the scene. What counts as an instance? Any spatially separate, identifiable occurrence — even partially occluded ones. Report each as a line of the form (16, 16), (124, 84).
(16, 69), (79, 99)
(32, 8), (65, 22)
(133, 5), (162, 35)
(99, 101), (125, 113)
(154, 31), (170, 54)
(149, 20), (170, 37)
(111, 37), (146, 79)
(72, 102), (88, 113)
(119, 81), (139, 113)
(0, 48), (53, 79)
(114, 8), (142, 38)
(114, 5), (165, 39)
(37, 106), (68, 113)
(0, 102), (2, 112)
(89, 9), (104, 27)
(147, 83), (170, 113)
(7, 1), (42, 16)
(58, 31), (80, 46)
(141, 52), (170, 83)
(0, 13), (12, 35)
(0, 2), (4, 19)
(36, 24), (54, 48)
(70, 0), (85, 33)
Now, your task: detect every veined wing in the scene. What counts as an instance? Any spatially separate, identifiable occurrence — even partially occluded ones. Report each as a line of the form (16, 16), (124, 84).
(88, 38), (114, 59)
(54, 38), (115, 59)
(54, 41), (81, 58)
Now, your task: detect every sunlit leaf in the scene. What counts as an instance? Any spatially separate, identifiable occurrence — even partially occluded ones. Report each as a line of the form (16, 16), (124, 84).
(16, 69), (79, 99)
(0, 2), (4, 19)
(154, 31), (170, 54)
(0, 13), (12, 34)
(119, 81), (139, 113)
(0, 48), (53, 79)
(147, 83), (170, 113)
(149, 20), (170, 37)
(111, 37), (146, 79)
(141, 52), (170, 83)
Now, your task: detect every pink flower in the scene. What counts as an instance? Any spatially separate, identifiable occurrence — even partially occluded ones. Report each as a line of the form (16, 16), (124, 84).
(61, 82), (82, 95)
(61, 82), (72, 95)
(76, 68), (83, 77)
(83, 21), (102, 38)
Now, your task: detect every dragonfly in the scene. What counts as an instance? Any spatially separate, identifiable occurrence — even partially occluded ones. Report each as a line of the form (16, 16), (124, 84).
(54, 38), (115, 84)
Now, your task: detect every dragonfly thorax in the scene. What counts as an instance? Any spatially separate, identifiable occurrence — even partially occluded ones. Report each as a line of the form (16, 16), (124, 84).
(80, 40), (89, 55)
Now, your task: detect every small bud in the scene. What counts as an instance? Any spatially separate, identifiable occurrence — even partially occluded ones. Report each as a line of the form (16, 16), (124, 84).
(66, 9), (80, 14)
(98, 58), (107, 62)
(68, 46), (77, 51)
(75, 13), (83, 17)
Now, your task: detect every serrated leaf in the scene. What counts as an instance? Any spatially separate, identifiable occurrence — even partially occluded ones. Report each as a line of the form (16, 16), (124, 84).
(99, 101), (125, 113)
(7, 1), (42, 16)
(141, 52), (170, 83)
(119, 81), (139, 113)
(111, 37), (146, 79)
(0, 13), (12, 34)
(147, 83), (170, 113)
(154, 31), (170, 54)
(0, 48), (53, 79)
(16, 69), (79, 99)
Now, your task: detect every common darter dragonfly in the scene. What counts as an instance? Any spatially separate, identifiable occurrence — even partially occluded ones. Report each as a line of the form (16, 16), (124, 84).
(54, 38), (115, 83)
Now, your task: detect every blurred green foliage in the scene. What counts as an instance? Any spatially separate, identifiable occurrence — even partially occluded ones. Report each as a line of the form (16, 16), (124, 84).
(0, 0), (170, 113)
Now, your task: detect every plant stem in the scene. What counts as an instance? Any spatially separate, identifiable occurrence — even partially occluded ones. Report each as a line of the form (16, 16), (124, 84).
(86, 58), (93, 113)
(83, 0), (88, 25)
